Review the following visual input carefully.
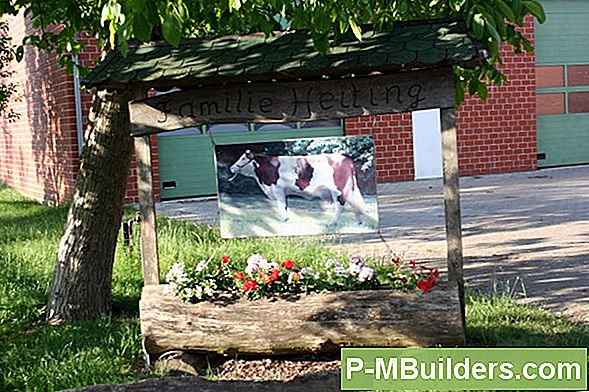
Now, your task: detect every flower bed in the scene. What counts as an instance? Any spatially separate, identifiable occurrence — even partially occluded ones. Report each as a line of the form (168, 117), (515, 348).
(139, 254), (463, 360)
(165, 253), (441, 303)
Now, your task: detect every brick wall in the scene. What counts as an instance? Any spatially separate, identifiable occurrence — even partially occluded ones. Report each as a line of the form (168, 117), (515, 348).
(0, 15), (160, 205)
(346, 16), (537, 180)
(457, 16), (536, 175)
(345, 113), (414, 182)
(0, 12), (79, 204)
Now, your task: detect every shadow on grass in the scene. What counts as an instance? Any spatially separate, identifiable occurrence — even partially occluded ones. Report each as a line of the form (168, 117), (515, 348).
(0, 318), (148, 391)
(466, 293), (589, 348)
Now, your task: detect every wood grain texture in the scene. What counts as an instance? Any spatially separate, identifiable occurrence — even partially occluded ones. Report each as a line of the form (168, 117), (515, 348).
(129, 67), (455, 135)
(140, 281), (465, 357)
(135, 135), (160, 285)
(440, 107), (465, 329)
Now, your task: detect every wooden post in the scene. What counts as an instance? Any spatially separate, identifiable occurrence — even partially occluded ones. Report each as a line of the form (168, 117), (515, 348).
(135, 134), (160, 285)
(440, 107), (465, 333)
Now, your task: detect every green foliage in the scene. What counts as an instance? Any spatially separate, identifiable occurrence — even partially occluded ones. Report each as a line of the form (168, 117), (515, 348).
(0, 21), (17, 119)
(287, 136), (375, 172)
(3, 0), (544, 103)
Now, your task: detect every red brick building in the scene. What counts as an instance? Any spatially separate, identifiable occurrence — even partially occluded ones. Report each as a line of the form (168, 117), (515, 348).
(0, 8), (582, 205)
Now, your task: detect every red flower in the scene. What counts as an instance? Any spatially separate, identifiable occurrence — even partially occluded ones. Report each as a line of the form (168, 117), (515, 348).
(268, 268), (280, 283)
(432, 269), (440, 278)
(401, 277), (408, 283)
(233, 272), (245, 280)
(281, 259), (294, 269)
(394, 257), (402, 265)
(221, 255), (230, 264)
(427, 276), (437, 287)
(416, 280), (430, 292)
(409, 260), (416, 269)
(242, 279), (258, 292)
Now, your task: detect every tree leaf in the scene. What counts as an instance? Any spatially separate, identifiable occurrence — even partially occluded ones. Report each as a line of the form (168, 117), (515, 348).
(495, 0), (516, 22)
(15, 45), (24, 62)
(477, 81), (488, 100)
(472, 13), (485, 38)
(486, 22), (501, 45)
(449, 0), (465, 12)
(455, 75), (465, 106)
(229, 0), (242, 12)
(349, 18), (362, 41)
(162, 4), (183, 46)
(522, 0), (546, 23)
(133, 12), (152, 42)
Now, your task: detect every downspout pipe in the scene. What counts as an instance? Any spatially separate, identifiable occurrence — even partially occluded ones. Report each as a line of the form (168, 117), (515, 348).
(72, 55), (85, 155)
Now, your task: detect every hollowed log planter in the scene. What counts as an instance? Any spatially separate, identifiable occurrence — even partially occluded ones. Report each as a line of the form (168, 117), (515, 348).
(140, 281), (464, 359)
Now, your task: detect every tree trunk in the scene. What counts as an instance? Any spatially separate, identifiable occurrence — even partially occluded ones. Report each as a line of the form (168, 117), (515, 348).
(47, 88), (133, 324)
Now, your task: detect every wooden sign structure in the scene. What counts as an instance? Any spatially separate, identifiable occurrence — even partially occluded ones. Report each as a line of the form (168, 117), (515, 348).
(130, 68), (455, 135)
(130, 65), (466, 335)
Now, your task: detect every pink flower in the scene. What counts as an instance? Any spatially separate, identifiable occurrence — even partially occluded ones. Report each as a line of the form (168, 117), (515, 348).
(350, 254), (365, 268)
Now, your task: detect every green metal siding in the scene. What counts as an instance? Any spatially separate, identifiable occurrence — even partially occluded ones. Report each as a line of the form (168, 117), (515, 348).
(535, 0), (589, 66)
(536, 0), (589, 167)
(158, 127), (344, 199)
(537, 114), (589, 166)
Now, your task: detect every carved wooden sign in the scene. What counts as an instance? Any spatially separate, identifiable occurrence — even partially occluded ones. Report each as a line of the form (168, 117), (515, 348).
(130, 67), (455, 136)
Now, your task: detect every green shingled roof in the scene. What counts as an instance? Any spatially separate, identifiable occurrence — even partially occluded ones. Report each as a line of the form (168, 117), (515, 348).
(85, 18), (484, 89)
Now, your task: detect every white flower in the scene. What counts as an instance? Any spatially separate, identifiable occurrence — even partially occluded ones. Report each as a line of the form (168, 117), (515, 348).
(194, 286), (203, 299)
(246, 253), (268, 275)
(204, 287), (215, 297)
(267, 261), (279, 271)
(325, 258), (339, 268)
(166, 262), (188, 283)
(334, 265), (348, 277)
(183, 287), (193, 297)
(300, 267), (320, 280)
(195, 259), (208, 273)
(358, 266), (374, 282)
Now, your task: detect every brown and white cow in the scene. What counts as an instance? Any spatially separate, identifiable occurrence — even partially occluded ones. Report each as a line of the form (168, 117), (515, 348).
(229, 150), (366, 225)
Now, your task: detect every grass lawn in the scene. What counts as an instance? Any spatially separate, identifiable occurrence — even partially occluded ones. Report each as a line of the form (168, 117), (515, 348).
(218, 194), (379, 238)
(0, 184), (587, 391)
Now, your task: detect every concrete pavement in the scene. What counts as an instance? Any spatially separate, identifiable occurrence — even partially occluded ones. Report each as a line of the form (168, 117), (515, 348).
(157, 165), (589, 323)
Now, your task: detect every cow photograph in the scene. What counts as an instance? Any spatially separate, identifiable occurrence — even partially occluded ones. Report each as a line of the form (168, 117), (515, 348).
(215, 135), (379, 238)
